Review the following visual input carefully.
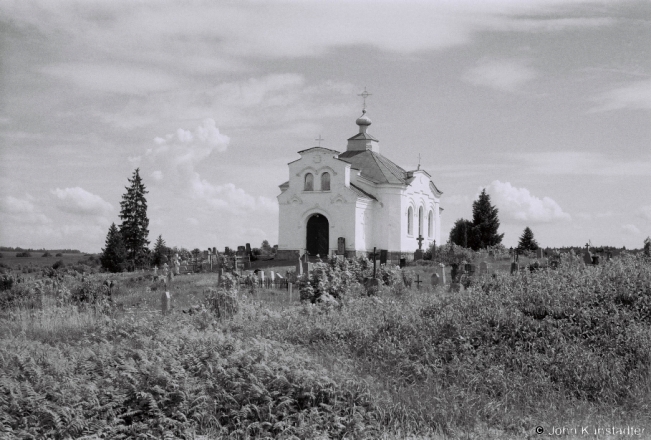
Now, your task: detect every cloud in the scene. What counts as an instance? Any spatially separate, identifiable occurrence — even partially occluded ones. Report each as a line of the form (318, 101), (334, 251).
(51, 187), (113, 216)
(462, 59), (536, 92)
(0, 195), (52, 225)
(622, 224), (640, 235)
(514, 152), (651, 176)
(42, 63), (179, 95)
(485, 180), (571, 223)
(590, 79), (651, 112)
(145, 118), (230, 179)
(190, 179), (278, 215)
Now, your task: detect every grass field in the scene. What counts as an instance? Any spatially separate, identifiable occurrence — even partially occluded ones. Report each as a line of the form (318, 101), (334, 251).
(1, 253), (649, 439)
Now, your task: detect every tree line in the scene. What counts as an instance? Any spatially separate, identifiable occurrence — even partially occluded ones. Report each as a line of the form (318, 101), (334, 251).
(448, 189), (539, 252)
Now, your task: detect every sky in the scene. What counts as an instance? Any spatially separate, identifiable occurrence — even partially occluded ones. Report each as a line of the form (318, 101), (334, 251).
(1, 0), (650, 253)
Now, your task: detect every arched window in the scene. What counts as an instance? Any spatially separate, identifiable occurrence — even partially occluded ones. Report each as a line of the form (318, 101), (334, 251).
(321, 172), (330, 191)
(304, 173), (313, 191)
(407, 207), (413, 235)
(418, 207), (424, 237)
(428, 210), (434, 237)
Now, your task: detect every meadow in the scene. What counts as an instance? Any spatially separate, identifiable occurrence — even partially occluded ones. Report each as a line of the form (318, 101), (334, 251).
(0, 252), (649, 439)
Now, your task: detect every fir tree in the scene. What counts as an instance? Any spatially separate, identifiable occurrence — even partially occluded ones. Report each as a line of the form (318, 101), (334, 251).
(100, 223), (127, 273)
(471, 189), (504, 250)
(517, 227), (539, 251)
(448, 218), (475, 248)
(260, 240), (272, 255)
(119, 168), (150, 270)
(151, 235), (169, 267)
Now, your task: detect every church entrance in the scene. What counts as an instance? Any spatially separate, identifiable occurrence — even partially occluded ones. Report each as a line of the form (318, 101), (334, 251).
(306, 214), (329, 257)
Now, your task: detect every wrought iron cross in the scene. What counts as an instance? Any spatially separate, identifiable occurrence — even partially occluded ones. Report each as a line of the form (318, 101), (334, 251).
(371, 246), (381, 278)
(315, 134), (324, 147)
(417, 153), (421, 170)
(357, 87), (372, 110)
(417, 235), (424, 250)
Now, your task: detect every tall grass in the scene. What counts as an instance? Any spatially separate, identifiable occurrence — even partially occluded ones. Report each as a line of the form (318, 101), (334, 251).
(1, 254), (650, 438)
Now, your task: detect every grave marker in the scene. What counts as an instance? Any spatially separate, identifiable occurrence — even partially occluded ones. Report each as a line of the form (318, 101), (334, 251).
(479, 261), (488, 275)
(431, 273), (440, 287)
(337, 237), (345, 255)
(438, 263), (446, 285)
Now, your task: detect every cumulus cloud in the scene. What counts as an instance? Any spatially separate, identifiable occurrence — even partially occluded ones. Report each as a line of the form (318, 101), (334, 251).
(51, 187), (113, 216)
(0, 195), (53, 227)
(146, 118), (229, 178)
(622, 224), (640, 235)
(485, 180), (571, 224)
(462, 59), (536, 92)
(590, 79), (651, 112)
(190, 179), (278, 215)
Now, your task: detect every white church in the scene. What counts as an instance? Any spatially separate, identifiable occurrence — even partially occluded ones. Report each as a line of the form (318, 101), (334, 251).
(276, 104), (443, 265)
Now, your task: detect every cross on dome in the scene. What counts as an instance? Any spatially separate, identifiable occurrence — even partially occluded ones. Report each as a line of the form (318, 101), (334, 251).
(357, 87), (372, 111)
(315, 134), (324, 147)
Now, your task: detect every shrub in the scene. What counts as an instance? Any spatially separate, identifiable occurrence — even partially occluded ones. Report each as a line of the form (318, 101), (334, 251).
(55, 252), (63, 257)
(69, 280), (112, 309)
(16, 252), (31, 258)
(52, 260), (65, 270)
(0, 274), (15, 291)
(42, 252), (52, 257)
(204, 287), (239, 319)
(0, 282), (42, 311)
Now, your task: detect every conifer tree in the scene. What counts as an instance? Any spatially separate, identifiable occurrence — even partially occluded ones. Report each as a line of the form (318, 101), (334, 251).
(151, 235), (168, 267)
(517, 226), (539, 251)
(100, 223), (127, 273)
(471, 189), (504, 250)
(448, 218), (474, 248)
(119, 168), (150, 270)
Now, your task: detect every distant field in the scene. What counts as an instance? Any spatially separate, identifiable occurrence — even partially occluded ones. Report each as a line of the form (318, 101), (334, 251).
(0, 252), (91, 269)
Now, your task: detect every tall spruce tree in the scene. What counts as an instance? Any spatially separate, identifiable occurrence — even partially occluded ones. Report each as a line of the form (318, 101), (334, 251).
(100, 223), (127, 273)
(119, 168), (150, 270)
(448, 218), (474, 248)
(471, 189), (504, 250)
(151, 235), (168, 267)
(517, 227), (539, 251)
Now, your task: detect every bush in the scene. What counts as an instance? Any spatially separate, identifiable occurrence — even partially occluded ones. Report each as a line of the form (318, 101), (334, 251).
(0, 282), (42, 311)
(204, 287), (239, 319)
(52, 260), (65, 270)
(69, 280), (112, 309)
(55, 252), (63, 257)
(42, 252), (52, 257)
(16, 252), (31, 258)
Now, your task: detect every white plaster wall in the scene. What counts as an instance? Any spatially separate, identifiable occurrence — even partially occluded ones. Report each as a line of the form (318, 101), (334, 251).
(277, 148), (366, 255)
(400, 171), (441, 252)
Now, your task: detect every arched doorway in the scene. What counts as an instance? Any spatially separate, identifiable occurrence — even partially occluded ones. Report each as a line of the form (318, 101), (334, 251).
(306, 214), (329, 257)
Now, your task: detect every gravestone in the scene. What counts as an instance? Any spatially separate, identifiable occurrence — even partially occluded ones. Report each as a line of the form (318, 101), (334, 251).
(225, 246), (230, 255)
(337, 237), (345, 255)
(269, 271), (275, 283)
(399, 258), (406, 268)
(437, 263), (446, 285)
(153, 265), (158, 276)
(465, 263), (476, 276)
(414, 249), (424, 261)
(510, 262), (519, 274)
(161, 291), (171, 316)
(479, 261), (488, 275)
(536, 248), (544, 259)
(245, 243), (251, 256)
(430, 273), (440, 287)
(380, 249), (388, 265)
(259, 270), (265, 284)
(583, 244), (593, 265)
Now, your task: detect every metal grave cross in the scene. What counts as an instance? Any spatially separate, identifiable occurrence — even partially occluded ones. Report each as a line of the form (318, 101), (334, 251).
(371, 246), (381, 278)
(315, 134), (324, 147)
(417, 235), (424, 250)
(414, 274), (423, 290)
(417, 153), (421, 170)
(357, 87), (372, 110)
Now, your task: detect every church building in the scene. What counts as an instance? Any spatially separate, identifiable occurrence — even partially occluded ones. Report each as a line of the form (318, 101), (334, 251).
(276, 105), (443, 264)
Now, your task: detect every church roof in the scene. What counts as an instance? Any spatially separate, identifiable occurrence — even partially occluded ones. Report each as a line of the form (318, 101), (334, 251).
(349, 183), (378, 201)
(296, 146), (341, 155)
(347, 132), (379, 141)
(338, 150), (408, 184)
